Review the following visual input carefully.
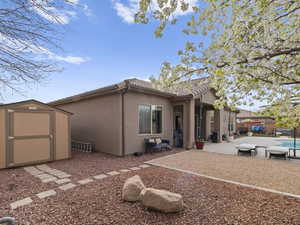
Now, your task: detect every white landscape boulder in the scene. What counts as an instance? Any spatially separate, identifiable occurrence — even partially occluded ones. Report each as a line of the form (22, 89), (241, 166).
(140, 188), (184, 213)
(122, 175), (145, 202)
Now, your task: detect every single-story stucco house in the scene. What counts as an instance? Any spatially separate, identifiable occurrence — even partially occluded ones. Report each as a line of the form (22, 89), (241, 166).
(49, 78), (237, 156)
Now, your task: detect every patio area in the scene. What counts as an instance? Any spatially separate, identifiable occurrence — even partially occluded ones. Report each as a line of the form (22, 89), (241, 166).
(147, 137), (300, 197)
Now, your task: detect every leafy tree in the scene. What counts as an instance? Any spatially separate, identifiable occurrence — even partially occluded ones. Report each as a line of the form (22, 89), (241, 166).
(0, 0), (80, 95)
(136, 0), (300, 126)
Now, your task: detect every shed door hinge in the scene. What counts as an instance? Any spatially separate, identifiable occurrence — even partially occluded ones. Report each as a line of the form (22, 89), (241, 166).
(8, 136), (14, 140)
(7, 109), (14, 113)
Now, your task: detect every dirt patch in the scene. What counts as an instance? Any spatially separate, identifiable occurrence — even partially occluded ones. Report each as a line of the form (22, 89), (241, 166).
(147, 150), (300, 196)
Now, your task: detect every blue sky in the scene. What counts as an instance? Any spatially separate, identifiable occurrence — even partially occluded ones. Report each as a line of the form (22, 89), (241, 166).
(2, 0), (205, 104)
(3, 0), (257, 111)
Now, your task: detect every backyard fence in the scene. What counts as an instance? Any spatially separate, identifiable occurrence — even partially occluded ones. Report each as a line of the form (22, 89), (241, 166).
(72, 140), (94, 153)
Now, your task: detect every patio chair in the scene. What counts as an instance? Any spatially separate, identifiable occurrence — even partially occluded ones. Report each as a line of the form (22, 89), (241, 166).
(265, 146), (289, 160)
(236, 143), (257, 156)
(144, 138), (171, 154)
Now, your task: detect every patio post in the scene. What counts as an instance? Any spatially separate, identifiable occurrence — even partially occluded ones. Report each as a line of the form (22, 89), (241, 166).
(187, 99), (195, 149)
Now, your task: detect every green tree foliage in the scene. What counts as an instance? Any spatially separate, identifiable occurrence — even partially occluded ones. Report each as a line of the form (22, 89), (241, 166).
(136, 0), (300, 127)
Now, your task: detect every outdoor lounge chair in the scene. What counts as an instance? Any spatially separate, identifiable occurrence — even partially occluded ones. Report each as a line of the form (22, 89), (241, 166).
(236, 143), (257, 156)
(265, 146), (289, 160)
(144, 138), (171, 154)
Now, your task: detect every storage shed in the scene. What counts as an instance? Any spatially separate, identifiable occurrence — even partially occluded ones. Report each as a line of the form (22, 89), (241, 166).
(0, 100), (72, 169)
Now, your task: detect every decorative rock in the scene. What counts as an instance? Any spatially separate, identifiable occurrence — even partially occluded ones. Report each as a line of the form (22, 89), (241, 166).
(122, 175), (145, 202)
(140, 188), (184, 213)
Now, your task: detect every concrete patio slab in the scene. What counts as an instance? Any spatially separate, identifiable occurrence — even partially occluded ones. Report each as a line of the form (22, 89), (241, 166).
(10, 197), (33, 210)
(93, 174), (108, 180)
(59, 183), (76, 191)
(37, 190), (56, 199)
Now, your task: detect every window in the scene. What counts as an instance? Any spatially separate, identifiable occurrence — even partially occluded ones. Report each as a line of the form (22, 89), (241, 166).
(139, 105), (162, 134)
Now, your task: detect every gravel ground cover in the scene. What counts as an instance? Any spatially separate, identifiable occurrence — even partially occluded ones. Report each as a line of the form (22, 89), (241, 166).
(1, 166), (300, 225)
(147, 150), (300, 196)
(47, 149), (184, 180)
(0, 149), (183, 212)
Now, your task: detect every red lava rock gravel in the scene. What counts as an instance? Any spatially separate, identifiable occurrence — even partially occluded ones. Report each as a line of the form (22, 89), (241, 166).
(1, 150), (300, 224)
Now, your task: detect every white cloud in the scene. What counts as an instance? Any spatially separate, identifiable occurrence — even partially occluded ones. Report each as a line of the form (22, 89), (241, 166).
(0, 33), (90, 65)
(50, 55), (90, 64)
(112, 0), (199, 24)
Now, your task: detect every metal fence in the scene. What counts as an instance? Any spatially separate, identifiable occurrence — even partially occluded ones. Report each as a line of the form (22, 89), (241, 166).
(71, 140), (93, 153)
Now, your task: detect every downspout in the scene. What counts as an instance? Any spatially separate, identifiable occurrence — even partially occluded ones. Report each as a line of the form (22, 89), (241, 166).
(121, 81), (130, 157)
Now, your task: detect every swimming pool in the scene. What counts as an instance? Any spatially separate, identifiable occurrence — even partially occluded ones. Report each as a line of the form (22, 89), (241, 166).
(278, 139), (300, 148)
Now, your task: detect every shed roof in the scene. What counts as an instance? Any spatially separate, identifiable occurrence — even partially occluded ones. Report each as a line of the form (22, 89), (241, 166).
(0, 99), (73, 115)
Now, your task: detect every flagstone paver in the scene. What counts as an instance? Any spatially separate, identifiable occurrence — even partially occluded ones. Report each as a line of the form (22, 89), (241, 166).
(41, 177), (57, 183)
(56, 174), (72, 179)
(36, 190), (56, 199)
(93, 174), (108, 180)
(129, 167), (141, 171)
(139, 164), (150, 168)
(106, 171), (120, 176)
(55, 178), (71, 184)
(119, 169), (131, 173)
(10, 197), (33, 210)
(59, 183), (76, 191)
(78, 178), (94, 185)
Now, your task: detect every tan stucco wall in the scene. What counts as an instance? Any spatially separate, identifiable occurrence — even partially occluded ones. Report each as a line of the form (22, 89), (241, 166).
(0, 109), (6, 169)
(124, 92), (173, 155)
(55, 111), (70, 160)
(58, 94), (122, 156)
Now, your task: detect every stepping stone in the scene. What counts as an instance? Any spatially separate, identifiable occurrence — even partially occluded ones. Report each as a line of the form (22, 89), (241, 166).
(139, 164), (150, 168)
(94, 174), (108, 180)
(56, 174), (72, 179)
(35, 173), (50, 178)
(59, 183), (76, 191)
(37, 174), (56, 180)
(24, 167), (43, 175)
(37, 190), (56, 199)
(78, 178), (93, 185)
(106, 171), (120, 176)
(119, 169), (130, 173)
(130, 167), (141, 171)
(55, 178), (71, 184)
(41, 177), (57, 183)
(10, 197), (32, 210)
(36, 165), (51, 171)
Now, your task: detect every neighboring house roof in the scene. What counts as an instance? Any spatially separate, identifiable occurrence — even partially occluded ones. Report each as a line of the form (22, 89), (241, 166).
(49, 78), (213, 106)
(0, 99), (73, 115)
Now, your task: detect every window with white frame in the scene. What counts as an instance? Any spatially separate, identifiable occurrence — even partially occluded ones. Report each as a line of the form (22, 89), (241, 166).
(138, 104), (162, 134)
